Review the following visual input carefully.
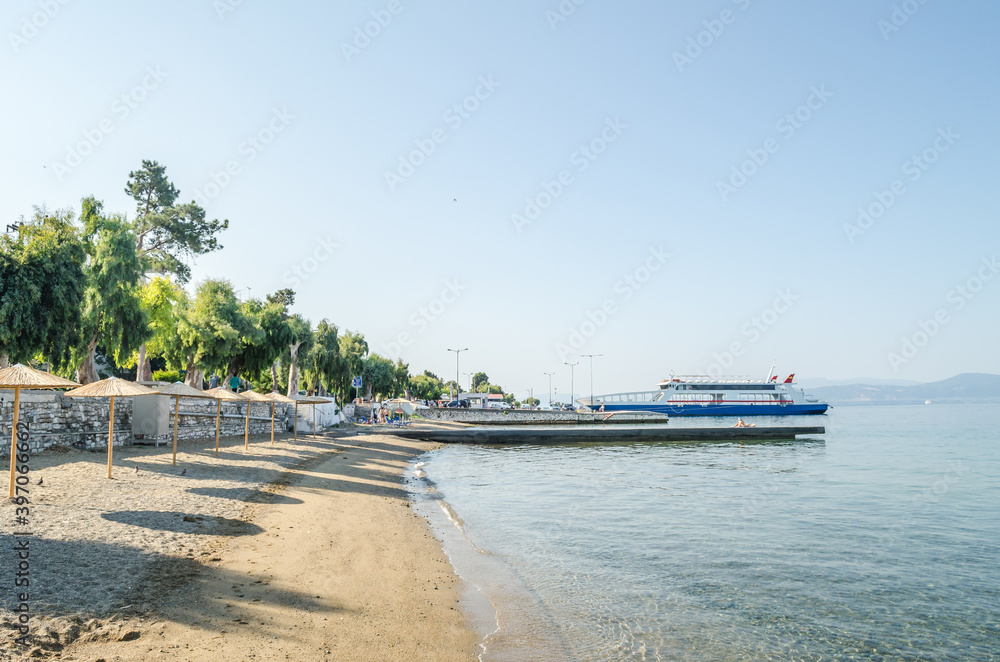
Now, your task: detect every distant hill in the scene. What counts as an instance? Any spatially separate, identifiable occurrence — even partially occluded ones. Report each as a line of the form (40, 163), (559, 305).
(798, 377), (923, 389)
(809, 373), (1000, 405)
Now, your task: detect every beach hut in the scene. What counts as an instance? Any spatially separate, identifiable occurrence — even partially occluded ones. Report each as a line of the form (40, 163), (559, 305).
(64, 378), (159, 479)
(152, 383), (218, 466)
(264, 392), (297, 445)
(240, 391), (273, 450)
(0, 364), (79, 497)
(203, 388), (248, 457)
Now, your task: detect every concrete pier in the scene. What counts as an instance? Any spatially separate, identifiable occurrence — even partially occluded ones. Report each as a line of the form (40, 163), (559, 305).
(386, 425), (825, 445)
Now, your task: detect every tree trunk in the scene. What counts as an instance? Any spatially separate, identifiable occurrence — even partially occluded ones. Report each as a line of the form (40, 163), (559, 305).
(270, 361), (279, 393)
(287, 342), (302, 397)
(136, 343), (153, 381)
(0, 355), (9, 369)
(183, 356), (203, 389)
(75, 340), (100, 384)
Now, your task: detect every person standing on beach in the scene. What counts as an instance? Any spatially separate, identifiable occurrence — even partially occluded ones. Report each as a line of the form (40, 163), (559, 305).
(229, 374), (240, 392)
(209, 373), (220, 389)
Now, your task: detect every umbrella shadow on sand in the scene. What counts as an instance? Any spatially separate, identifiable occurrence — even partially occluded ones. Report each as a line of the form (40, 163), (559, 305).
(186, 486), (305, 505)
(101, 510), (264, 536)
(0, 535), (344, 654)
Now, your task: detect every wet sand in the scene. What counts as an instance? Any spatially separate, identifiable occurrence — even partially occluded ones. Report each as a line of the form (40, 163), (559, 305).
(0, 431), (478, 661)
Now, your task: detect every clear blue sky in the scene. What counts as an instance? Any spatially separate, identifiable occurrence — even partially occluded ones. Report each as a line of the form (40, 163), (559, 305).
(3, 0), (998, 400)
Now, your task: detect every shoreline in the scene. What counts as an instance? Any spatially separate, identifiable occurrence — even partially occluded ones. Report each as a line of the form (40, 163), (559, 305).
(1, 431), (478, 661)
(407, 452), (572, 662)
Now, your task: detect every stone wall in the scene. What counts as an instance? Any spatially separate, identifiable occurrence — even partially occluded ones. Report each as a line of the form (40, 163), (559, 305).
(0, 390), (297, 457)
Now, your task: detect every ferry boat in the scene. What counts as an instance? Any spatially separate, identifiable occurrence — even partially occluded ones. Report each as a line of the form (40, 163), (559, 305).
(581, 370), (829, 417)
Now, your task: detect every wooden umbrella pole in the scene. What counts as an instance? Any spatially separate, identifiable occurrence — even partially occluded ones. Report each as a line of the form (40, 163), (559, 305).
(270, 403), (275, 445)
(294, 402), (298, 440)
(215, 399), (221, 457)
(107, 396), (115, 479)
(313, 404), (316, 437)
(244, 403), (249, 450)
(172, 395), (179, 466)
(8, 386), (21, 498)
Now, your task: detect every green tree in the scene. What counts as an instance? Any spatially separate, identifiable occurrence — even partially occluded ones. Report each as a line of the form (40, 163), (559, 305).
(471, 372), (489, 392)
(409, 371), (446, 401)
(126, 160), (229, 379)
(284, 315), (314, 396)
(125, 276), (185, 372)
(125, 160), (229, 282)
(303, 320), (340, 397)
(74, 198), (150, 383)
(334, 331), (369, 402)
(363, 353), (406, 400)
(0, 208), (86, 369)
(173, 279), (243, 388)
(225, 298), (291, 390)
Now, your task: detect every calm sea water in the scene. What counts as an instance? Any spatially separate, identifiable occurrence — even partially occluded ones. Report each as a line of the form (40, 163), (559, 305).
(411, 404), (1000, 661)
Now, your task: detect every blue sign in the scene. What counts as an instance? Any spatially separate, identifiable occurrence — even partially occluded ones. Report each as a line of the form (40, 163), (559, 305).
(352, 376), (362, 388)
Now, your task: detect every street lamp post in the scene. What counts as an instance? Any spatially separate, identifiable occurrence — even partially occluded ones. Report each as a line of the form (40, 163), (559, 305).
(447, 348), (468, 401)
(564, 362), (578, 410)
(543, 372), (555, 408)
(581, 354), (603, 410)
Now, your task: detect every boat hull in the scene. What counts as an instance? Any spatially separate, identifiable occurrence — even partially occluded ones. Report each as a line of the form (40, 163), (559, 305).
(595, 403), (829, 416)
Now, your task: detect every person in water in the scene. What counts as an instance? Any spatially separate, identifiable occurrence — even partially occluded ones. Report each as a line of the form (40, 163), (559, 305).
(734, 418), (755, 428)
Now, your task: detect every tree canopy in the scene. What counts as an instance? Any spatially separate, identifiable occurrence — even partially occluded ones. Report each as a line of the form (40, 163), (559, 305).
(0, 208), (86, 368)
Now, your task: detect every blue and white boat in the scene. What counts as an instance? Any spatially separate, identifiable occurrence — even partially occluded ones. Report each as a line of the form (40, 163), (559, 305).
(582, 370), (829, 417)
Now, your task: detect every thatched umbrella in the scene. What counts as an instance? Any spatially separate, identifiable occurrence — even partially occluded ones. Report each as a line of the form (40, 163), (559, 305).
(203, 388), (247, 457)
(293, 395), (331, 438)
(0, 364), (79, 497)
(241, 391), (273, 450)
(264, 392), (296, 445)
(152, 383), (217, 466)
(64, 378), (159, 479)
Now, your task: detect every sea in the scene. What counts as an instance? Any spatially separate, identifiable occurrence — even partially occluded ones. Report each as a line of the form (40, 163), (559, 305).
(407, 404), (999, 661)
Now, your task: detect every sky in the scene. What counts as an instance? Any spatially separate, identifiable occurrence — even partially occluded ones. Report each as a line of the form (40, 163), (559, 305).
(2, 0), (998, 402)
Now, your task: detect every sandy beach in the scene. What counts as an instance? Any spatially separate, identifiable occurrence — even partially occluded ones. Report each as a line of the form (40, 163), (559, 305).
(1, 430), (478, 661)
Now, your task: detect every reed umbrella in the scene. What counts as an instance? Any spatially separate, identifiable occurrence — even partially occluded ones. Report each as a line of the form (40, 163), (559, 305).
(0, 364), (79, 497)
(152, 383), (217, 466)
(64, 378), (159, 479)
(241, 391), (273, 450)
(203, 388), (247, 457)
(293, 395), (331, 438)
(264, 392), (296, 445)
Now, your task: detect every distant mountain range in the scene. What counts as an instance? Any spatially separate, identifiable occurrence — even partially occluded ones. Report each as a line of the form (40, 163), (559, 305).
(807, 373), (1000, 405)
(798, 377), (923, 389)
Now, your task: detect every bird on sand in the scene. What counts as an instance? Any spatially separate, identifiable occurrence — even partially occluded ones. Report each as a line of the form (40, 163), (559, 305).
(180, 468), (187, 476)
(134, 465), (139, 474)
(36, 477), (43, 486)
